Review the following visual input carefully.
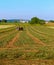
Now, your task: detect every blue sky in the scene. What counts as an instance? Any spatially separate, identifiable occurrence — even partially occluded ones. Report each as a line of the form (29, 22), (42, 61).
(0, 0), (54, 20)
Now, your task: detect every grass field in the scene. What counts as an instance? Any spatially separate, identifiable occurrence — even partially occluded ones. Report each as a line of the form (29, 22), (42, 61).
(0, 23), (54, 65)
(0, 25), (15, 29)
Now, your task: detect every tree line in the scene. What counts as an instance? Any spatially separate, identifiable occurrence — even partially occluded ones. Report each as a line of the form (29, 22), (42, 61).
(0, 18), (54, 24)
(0, 19), (7, 23)
(29, 17), (45, 24)
(29, 17), (54, 24)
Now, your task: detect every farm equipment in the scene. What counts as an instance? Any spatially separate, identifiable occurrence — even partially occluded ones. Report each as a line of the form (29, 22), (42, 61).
(17, 27), (24, 31)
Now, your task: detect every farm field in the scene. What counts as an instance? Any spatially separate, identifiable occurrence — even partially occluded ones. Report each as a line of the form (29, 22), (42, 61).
(0, 23), (54, 65)
(0, 25), (15, 29)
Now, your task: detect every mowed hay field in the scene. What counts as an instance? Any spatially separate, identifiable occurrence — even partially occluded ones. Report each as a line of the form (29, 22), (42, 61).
(0, 24), (54, 65)
(46, 22), (54, 26)
(0, 25), (15, 29)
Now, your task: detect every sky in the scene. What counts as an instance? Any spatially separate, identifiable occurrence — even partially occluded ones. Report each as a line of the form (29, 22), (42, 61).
(0, 0), (54, 20)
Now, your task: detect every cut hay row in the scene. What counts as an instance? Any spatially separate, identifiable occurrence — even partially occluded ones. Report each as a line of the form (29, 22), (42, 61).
(0, 24), (54, 65)
(27, 25), (54, 45)
(6, 32), (21, 48)
(30, 25), (54, 40)
(0, 29), (17, 39)
(26, 29), (46, 46)
(0, 26), (16, 33)
(48, 26), (54, 29)
(14, 31), (37, 47)
(30, 25), (54, 37)
(0, 59), (54, 65)
(0, 47), (54, 60)
(32, 25), (54, 35)
(0, 29), (18, 48)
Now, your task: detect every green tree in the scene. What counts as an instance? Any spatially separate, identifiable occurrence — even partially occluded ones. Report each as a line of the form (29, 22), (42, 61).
(0, 20), (1, 22)
(29, 17), (45, 24)
(39, 20), (45, 25)
(1, 19), (7, 23)
(30, 17), (40, 24)
(28, 21), (31, 23)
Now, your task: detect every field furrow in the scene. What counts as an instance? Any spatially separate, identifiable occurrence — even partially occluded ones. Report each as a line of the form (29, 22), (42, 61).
(27, 25), (54, 46)
(26, 29), (46, 46)
(6, 32), (21, 48)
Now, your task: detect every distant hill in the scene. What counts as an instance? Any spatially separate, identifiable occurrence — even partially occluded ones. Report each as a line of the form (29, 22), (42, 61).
(7, 19), (29, 22)
(7, 19), (20, 22)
